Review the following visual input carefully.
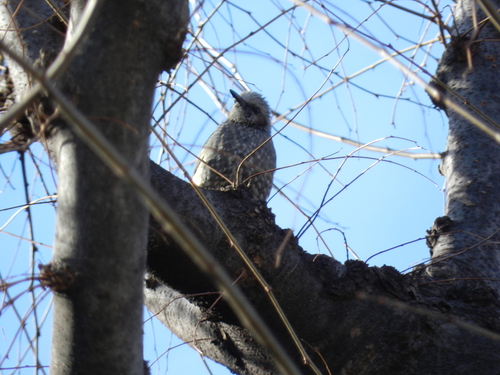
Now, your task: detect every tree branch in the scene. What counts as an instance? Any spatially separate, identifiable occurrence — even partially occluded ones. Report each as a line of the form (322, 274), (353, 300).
(146, 161), (500, 374)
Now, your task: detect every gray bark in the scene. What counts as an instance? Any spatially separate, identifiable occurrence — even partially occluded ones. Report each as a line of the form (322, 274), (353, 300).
(430, 0), (500, 289)
(1, 1), (188, 374)
(0, 1), (64, 103)
(0, 0), (65, 143)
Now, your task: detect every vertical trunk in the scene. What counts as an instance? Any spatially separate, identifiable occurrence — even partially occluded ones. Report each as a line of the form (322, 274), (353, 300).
(1, 0), (187, 372)
(9, 1), (188, 374)
(429, 0), (500, 291)
(47, 2), (150, 373)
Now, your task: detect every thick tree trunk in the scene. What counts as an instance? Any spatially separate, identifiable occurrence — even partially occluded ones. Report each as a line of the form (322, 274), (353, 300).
(45, 2), (187, 374)
(429, 0), (500, 291)
(1, 1), (187, 374)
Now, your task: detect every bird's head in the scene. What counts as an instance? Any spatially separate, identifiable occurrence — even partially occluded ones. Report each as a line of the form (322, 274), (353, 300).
(227, 90), (271, 131)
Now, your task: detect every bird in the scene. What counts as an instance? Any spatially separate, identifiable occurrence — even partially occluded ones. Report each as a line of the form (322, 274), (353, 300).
(192, 90), (276, 201)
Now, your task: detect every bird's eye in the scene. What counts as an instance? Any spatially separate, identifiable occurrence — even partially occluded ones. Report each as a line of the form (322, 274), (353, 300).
(252, 107), (261, 114)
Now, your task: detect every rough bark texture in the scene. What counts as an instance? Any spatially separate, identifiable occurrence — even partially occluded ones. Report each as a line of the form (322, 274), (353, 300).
(429, 0), (500, 292)
(145, 161), (500, 375)
(0, 1), (65, 102)
(0, 0), (65, 144)
(1, 1), (188, 374)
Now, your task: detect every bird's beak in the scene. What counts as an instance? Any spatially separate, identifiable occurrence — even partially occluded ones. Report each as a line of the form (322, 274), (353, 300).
(230, 90), (249, 110)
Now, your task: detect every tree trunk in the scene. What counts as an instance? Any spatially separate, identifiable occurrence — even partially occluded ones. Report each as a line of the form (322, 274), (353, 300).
(429, 0), (500, 287)
(1, 1), (187, 374)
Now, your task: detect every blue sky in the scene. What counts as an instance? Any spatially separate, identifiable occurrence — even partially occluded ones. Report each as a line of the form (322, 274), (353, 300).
(0, 1), (453, 374)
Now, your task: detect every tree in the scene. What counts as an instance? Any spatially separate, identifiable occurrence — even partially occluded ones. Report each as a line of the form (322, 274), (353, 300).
(2, 0), (500, 374)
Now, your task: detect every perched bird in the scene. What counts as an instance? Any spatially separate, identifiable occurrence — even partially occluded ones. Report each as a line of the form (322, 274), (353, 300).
(192, 90), (276, 201)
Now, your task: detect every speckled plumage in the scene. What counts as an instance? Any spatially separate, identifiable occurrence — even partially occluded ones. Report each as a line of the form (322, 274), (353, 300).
(192, 90), (276, 201)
